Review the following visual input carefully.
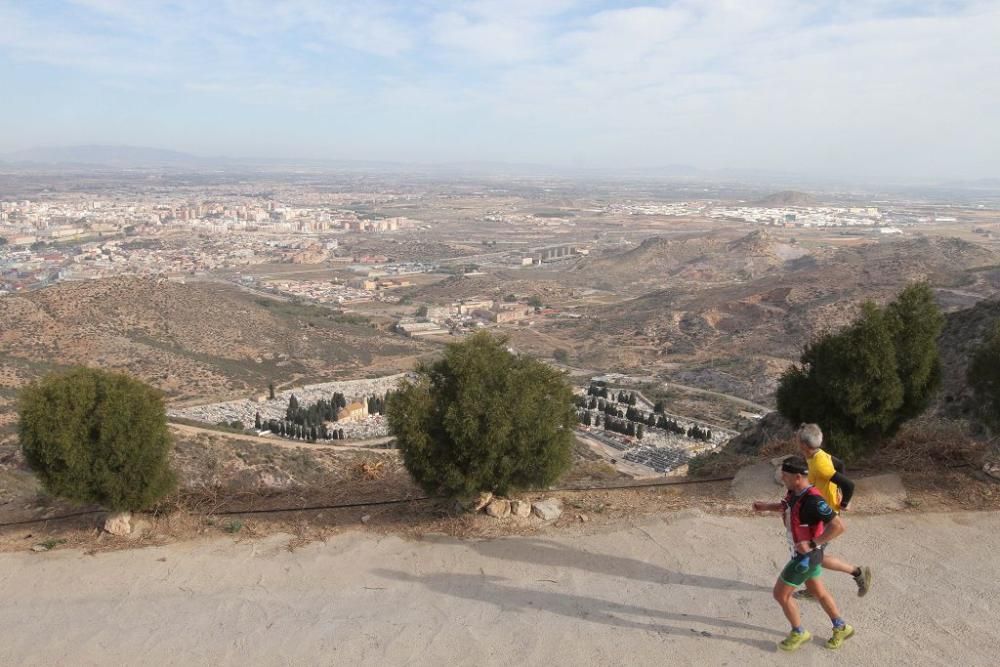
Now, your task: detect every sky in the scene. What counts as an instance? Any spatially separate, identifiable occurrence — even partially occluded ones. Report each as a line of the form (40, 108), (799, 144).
(1, 0), (999, 182)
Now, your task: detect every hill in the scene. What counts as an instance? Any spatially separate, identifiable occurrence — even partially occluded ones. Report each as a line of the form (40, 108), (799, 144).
(0, 277), (430, 426)
(548, 235), (1000, 401)
(574, 230), (802, 290)
(3, 145), (212, 168)
(751, 190), (818, 207)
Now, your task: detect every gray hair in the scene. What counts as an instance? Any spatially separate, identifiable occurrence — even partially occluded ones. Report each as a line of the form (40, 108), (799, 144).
(796, 423), (823, 450)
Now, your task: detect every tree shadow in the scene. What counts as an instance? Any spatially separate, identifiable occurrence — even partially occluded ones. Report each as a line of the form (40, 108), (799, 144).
(469, 537), (770, 593)
(375, 569), (779, 653)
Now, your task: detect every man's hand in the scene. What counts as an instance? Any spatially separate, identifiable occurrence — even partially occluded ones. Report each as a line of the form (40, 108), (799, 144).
(795, 541), (812, 555)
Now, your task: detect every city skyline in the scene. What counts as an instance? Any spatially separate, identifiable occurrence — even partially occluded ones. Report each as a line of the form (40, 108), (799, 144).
(2, 1), (999, 183)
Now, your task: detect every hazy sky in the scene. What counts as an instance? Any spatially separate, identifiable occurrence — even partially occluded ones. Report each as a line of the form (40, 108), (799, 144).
(1, 1), (998, 181)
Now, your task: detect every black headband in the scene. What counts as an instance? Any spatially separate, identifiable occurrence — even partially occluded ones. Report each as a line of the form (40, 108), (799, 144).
(781, 460), (809, 475)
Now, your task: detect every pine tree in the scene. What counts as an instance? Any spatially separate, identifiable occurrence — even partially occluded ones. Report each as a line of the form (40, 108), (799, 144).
(777, 300), (904, 457)
(636, 423), (644, 440)
(884, 282), (944, 422)
(254, 411), (262, 430)
(268, 382), (275, 400)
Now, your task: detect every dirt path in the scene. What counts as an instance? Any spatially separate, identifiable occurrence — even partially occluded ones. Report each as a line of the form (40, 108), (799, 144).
(169, 422), (394, 452)
(3, 511), (996, 666)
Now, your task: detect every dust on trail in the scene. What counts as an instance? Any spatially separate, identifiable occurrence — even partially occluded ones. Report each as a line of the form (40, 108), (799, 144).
(2, 511), (996, 666)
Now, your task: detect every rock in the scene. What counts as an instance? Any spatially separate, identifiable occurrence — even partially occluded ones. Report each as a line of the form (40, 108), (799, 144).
(485, 498), (511, 518)
(984, 461), (1000, 480)
(31, 544), (48, 552)
(850, 474), (908, 512)
(771, 455), (794, 483)
(731, 463), (781, 502)
(473, 492), (494, 512)
(578, 514), (589, 523)
(532, 499), (563, 521)
(510, 500), (531, 518)
(361, 514), (372, 524)
(104, 511), (132, 536)
(128, 520), (152, 541)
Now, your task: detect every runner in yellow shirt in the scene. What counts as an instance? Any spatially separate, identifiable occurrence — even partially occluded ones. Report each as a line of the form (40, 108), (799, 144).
(795, 424), (873, 599)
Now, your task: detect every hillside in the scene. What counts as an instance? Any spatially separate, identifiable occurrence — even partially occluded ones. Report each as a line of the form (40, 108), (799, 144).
(549, 235), (1000, 401)
(574, 230), (803, 289)
(751, 190), (818, 207)
(0, 277), (430, 425)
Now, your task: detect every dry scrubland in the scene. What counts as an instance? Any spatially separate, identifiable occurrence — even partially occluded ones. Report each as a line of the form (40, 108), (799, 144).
(0, 277), (432, 427)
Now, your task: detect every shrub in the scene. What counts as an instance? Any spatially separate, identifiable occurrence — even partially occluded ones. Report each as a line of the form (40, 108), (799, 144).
(777, 282), (942, 458)
(18, 367), (175, 511)
(387, 331), (575, 497)
(967, 320), (1000, 430)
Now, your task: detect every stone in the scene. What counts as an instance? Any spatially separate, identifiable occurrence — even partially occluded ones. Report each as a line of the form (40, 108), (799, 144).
(104, 511), (132, 536)
(361, 514), (372, 524)
(578, 514), (589, 523)
(984, 461), (1000, 481)
(731, 463), (781, 502)
(850, 474), (907, 512)
(485, 498), (511, 518)
(31, 544), (48, 552)
(510, 500), (531, 518)
(473, 492), (494, 512)
(532, 499), (563, 521)
(128, 520), (152, 541)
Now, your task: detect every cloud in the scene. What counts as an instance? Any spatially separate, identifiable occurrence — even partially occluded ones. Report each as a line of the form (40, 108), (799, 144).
(1, 1), (998, 179)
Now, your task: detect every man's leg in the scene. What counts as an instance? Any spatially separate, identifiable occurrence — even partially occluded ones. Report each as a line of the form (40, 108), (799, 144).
(773, 579), (802, 628)
(804, 576), (839, 621)
(773, 575), (812, 651)
(804, 577), (855, 650)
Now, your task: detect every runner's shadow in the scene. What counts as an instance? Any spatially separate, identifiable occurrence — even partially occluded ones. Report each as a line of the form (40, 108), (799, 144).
(375, 569), (779, 652)
(469, 537), (770, 592)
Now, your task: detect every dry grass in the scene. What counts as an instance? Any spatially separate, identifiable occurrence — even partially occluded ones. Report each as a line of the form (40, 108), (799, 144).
(355, 458), (387, 481)
(864, 420), (988, 471)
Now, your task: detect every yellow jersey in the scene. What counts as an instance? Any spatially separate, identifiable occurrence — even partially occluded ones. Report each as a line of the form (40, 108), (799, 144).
(807, 449), (841, 512)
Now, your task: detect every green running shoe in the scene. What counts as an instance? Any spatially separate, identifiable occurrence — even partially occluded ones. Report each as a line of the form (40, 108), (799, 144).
(778, 630), (812, 652)
(854, 566), (873, 597)
(825, 624), (855, 650)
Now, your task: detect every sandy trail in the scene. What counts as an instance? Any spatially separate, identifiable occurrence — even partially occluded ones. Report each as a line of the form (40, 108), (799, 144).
(2, 511), (997, 666)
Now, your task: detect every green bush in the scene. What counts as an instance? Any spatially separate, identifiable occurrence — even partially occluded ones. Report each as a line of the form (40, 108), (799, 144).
(967, 321), (1000, 430)
(18, 367), (175, 511)
(387, 331), (576, 497)
(776, 283), (943, 458)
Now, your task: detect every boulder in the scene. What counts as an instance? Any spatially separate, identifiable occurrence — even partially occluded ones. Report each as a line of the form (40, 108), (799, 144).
(473, 492), (494, 512)
(532, 499), (563, 521)
(850, 474), (907, 512)
(984, 461), (1000, 481)
(485, 498), (511, 518)
(510, 500), (531, 518)
(104, 511), (132, 536)
(731, 463), (781, 502)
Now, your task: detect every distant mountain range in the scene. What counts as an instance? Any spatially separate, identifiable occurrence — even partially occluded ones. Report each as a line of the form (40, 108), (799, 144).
(2, 145), (216, 168)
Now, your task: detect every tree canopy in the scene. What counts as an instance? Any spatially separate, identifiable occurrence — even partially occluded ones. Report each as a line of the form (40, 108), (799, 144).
(387, 331), (575, 497)
(18, 367), (175, 511)
(776, 283), (942, 458)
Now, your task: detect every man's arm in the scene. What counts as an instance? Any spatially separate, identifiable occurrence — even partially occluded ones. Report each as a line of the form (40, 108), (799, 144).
(814, 514), (845, 546)
(831, 471), (855, 509)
